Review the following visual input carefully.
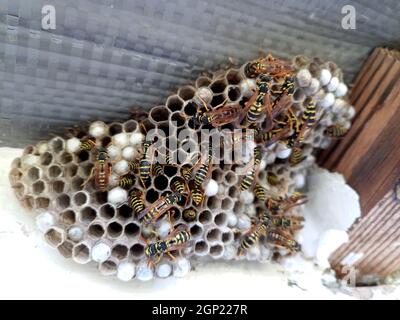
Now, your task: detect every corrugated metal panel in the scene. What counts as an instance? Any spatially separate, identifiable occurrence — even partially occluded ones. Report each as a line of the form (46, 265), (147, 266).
(0, 0), (399, 146)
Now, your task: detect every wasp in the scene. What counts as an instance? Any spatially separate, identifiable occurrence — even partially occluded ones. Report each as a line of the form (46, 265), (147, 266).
(144, 225), (191, 264)
(254, 183), (267, 201)
(271, 75), (296, 97)
(171, 177), (188, 195)
(138, 139), (154, 187)
(240, 147), (262, 191)
(244, 54), (294, 79)
(324, 124), (348, 138)
(80, 138), (96, 151)
(241, 74), (273, 127)
(239, 222), (268, 254)
(181, 165), (194, 181)
(255, 127), (291, 147)
(192, 98), (242, 128)
(119, 175), (136, 188)
(137, 192), (186, 225)
(83, 147), (112, 191)
(301, 100), (317, 128)
(266, 230), (301, 253)
(128, 160), (140, 173)
(266, 192), (307, 214)
(260, 211), (304, 232)
(128, 190), (145, 215)
(152, 163), (164, 176)
(193, 145), (213, 187)
(288, 146), (306, 166)
(267, 172), (280, 186)
(189, 180), (205, 207)
(182, 208), (197, 222)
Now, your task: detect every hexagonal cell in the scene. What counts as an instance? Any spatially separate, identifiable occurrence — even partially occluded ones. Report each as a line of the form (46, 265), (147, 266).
(80, 206), (97, 224)
(226, 69), (241, 85)
(48, 165), (62, 179)
(206, 228), (222, 243)
(145, 188), (160, 203)
(199, 210), (212, 224)
(51, 180), (65, 194)
(196, 76), (211, 88)
(221, 198), (234, 211)
(170, 112), (186, 128)
(164, 165), (178, 177)
(11, 157), (21, 169)
(76, 150), (90, 163)
(189, 223), (203, 239)
(214, 212), (228, 226)
(49, 137), (65, 154)
(226, 86), (241, 102)
(210, 79), (227, 94)
(94, 191), (108, 205)
(59, 152), (73, 165)
(12, 182), (25, 199)
(56, 194), (70, 210)
(130, 243), (145, 259)
(72, 243), (91, 264)
(71, 176), (84, 192)
(210, 244), (224, 258)
(78, 162), (94, 179)
(116, 204), (133, 221)
(123, 120), (138, 133)
(166, 95), (184, 112)
(9, 168), (23, 186)
(194, 241), (209, 256)
(73, 191), (88, 207)
(233, 201), (244, 215)
(35, 197), (50, 210)
(65, 163), (78, 178)
(60, 210), (76, 225)
(109, 123), (123, 136)
(221, 230), (234, 244)
(44, 227), (64, 248)
(57, 241), (74, 258)
(99, 260), (118, 276)
(207, 197), (221, 210)
(99, 204), (116, 220)
(27, 166), (40, 182)
(178, 85), (195, 100)
(107, 221), (123, 238)
(32, 180), (45, 195)
(101, 136), (112, 148)
(154, 175), (169, 191)
(111, 244), (129, 260)
(124, 222), (140, 237)
(88, 223), (105, 239)
(224, 171), (238, 186)
(150, 106), (171, 123)
(183, 101), (197, 116)
(40, 152), (53, 166)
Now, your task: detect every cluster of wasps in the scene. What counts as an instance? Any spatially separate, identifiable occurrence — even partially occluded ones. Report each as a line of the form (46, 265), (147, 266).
(76, 54), (349, 264)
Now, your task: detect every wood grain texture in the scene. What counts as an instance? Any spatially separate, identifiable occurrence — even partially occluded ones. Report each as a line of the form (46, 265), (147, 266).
(329, 190), (400, 280)
(326, 48), (400, 281)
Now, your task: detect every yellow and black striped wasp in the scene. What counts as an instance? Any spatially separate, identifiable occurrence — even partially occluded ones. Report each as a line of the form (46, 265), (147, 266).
(266, 229), (301, 253)
(244, 54), (294, 80)
(324, 124), (348, 138)
(137, 191), (188, 226)
(240, 146), (262, 191)
(128, 190), (145, 215)
(259, 211), (304, 233)
(144, 225), (192, 266)
(238, 221), (268, 255)
(266, 192), (307, 214)
(80, 138), (96, 151)
(83, 147), (111, 191)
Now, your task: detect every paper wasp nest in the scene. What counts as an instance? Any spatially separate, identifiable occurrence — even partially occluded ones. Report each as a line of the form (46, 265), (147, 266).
(9, 55), (354, 281)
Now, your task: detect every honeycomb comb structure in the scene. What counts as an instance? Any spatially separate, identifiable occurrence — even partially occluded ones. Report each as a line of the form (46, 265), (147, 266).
(9, 55), (354, 281)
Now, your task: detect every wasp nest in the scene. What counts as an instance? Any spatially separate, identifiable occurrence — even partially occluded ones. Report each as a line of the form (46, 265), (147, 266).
(9, 55), (354, 281)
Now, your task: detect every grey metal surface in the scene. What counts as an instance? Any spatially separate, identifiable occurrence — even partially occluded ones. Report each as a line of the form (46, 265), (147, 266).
(0, 0), (399, 147)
